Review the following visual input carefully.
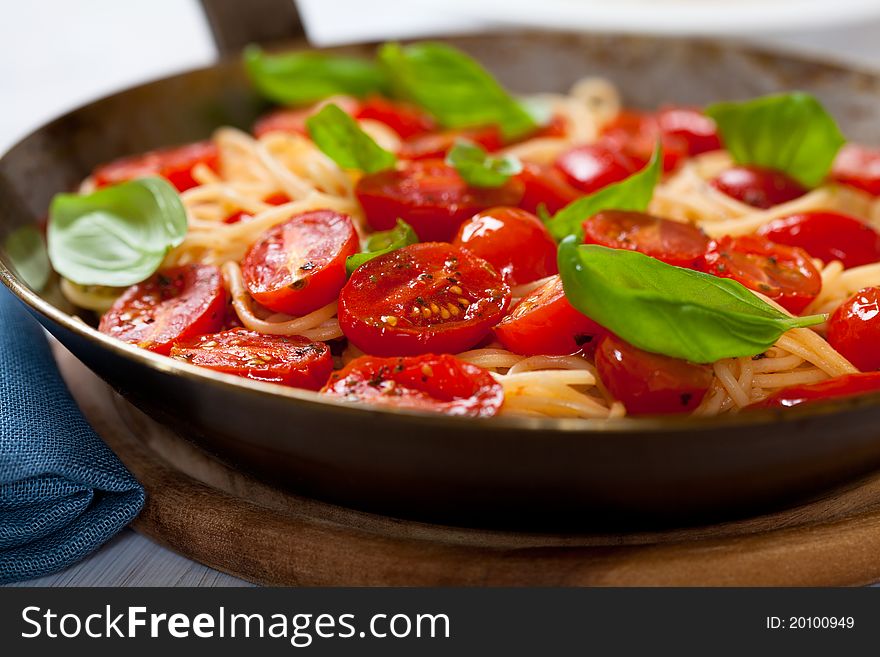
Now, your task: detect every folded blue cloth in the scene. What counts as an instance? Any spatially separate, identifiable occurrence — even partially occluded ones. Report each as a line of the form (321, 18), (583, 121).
(0, 285), (145, 584)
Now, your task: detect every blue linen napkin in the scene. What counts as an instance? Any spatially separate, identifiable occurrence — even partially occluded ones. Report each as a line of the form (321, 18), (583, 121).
(0, 285), (145, 584)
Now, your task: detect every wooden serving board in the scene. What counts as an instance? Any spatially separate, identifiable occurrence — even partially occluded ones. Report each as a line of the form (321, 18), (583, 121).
(54, 344), (880, 586)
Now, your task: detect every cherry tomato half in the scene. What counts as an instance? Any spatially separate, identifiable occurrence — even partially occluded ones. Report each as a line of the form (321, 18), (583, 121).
(594, 334), (713, 415)
(170, 329), (333, 390)
(554, 142), (638, 194)
(322, 353), (504, 417)
(241, 210), (358, 316)
(711, 165), (808, 209)
(354, 96), (436, 139)
(253, 97), (361, 138)
(493, 275), (605, 356)
(93, 141), (219, 192)
(831, 143), (880, 196)
(397, 125), (504, 160)
(223, 192), (290, 224)
(582, 210), (710, 268)
(655, 106), (722, 157)
(516, 162), (581, 215)
(99, 264), (226, 355)
(355, 159), (524, 242)
(828, 287), (880, 371)
(600, 110), (688, 172)
(755, 372), (880, 409)
(700, 235), (821, 314)
(339, 242), (510, 356)
(453, 207), (558, 286)
(757, 211), (880, 269)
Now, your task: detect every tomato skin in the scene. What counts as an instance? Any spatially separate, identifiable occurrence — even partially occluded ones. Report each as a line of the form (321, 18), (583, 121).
(493, 275), (605, 356)
(827, 287), (880, 371)
(554, 143), (638, 194)
(700, 235), (821, 314)
(516, 162), (581, 215)
(223, 192), (290, 224)
(655, 107), (722, 156)
(355, 159), (524, 242)
(241, 210), (358, 316)
(99, 265), (226, 355)
(757, 211), (880, 269)
(831, 143), (880, 196)
(398, 125), (503, 160)
(594, 334), (713, 415)
(322, 353), (504, 417)
(253, 96), (360, 138)
(711, 165), (808, 209)
(582, 210), (710, 268)
(755, 372), (880, 409)
(453, 207), (558, 286)
(600, 111), (686, 172)
(354, 96), (436, 139)
(170, 328), (332, 390)
(339, 243), (510, 356)
(93, 141), (218, 192)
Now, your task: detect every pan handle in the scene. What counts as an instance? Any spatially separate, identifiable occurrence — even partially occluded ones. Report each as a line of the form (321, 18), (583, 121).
(199, 0), (306, 55)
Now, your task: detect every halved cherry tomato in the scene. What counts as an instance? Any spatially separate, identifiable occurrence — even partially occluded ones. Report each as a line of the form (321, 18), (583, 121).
(655, 107), (722, 156)
(528, 114), (569, 140)
(355, 159), (524, 242)
(338, 243), (510, 356)
(831, 143), (880, 196)
(93, 141), (219, 192)
(710, 165), (808, 209)
(354, 96), (436, 139)
(594, 334), (713, 415)
(600, 110), (688, 172)
(700, 235), (821, 314)
(755, 372), (880, 408)
(398, 125), (503, 160)
(516, 162), (581, 215)
(223, 192), (291, 224)
(322, 353), (504, 416)
(493, 275), (605, 356)
(170, 328), (332, 389)
(582, 210), (710, 268)
(757, 211), (880, 269)
(453, 207), (558, 286)
(99, 264), (226, 355)
(241, 210), (358, 316)
(253, 97), (360, 138)
(827, 287), (880, 371)
(554, 142), (638, 194)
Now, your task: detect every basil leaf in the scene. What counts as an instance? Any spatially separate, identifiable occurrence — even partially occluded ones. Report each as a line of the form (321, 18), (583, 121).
(546, 143), (662, 242)
(244, 45), (388, 106)
(378, 42), (537, 141)
(558, 239), (825, 363)
(445, 140), (522, 188)
(48, 177), (187, 287)
(306, 103), (397, 174)
(346, 219), (418, 274)
(705, 92), (845, 188)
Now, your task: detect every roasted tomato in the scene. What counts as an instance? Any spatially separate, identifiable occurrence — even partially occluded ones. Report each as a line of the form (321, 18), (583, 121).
(355, 159), (524, 242)
(755, 373), (880, 408)
(170, 329), (332, 390)
(827, 287), (880, 371)
(594, 334), (713, 415)
(655, 106), (722, 156)
(398, 125), (503, 160)
(700, 235), (821, 314)
(241, 210), (358, 316)
(554, 142), (638, 194)
(253, 97), (360, 138)
(710, 165), (808, 209)
(757, 211), (880, 269)
(98, 265), (226, 355)
(582, 210), (710, 268)
(600, 110), (688, 172)
(494, 275), (605, 356)
(354, 96), (436, 139)
(453, 207), (558, 285)
(338, 243), (510, 356)
(93, 141), (219, 192)
(322, 353), (504, 416)
(831, 143), (880, 196)
(516, 162), (581, 215)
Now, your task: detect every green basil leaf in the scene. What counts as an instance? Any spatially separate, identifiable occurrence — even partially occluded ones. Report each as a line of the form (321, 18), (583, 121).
(546, 143), (662, 242)
(346, 219), (418, 274)
(48, 177), (187, 287)
(558, 239), (825, 363)
(306, 103), (397, 174)
(705, 92), (845, 188)
(445, 139), (522, 187)
(378, 41), (537, 141)
(244, 45), (388, 106)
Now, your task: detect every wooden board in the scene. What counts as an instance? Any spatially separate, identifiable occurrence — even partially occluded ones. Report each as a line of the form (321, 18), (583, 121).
(54, 344), (880, 586)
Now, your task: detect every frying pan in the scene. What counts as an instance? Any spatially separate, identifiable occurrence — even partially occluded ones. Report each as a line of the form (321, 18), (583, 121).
(3, 0), (880, 529)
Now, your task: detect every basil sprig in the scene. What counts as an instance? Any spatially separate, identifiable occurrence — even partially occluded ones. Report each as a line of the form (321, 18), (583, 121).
(445, 140), (522, 188)
(378, 42), (538, 141)
(705, 92), (845, 188)
(48, 177), (187, 287)
(244, 45), (389, 106)
(546, 144), (663, 242)
(346, 219), (418, 274)
(306, 103), (397, 174)
(558, 240), (825, 363)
